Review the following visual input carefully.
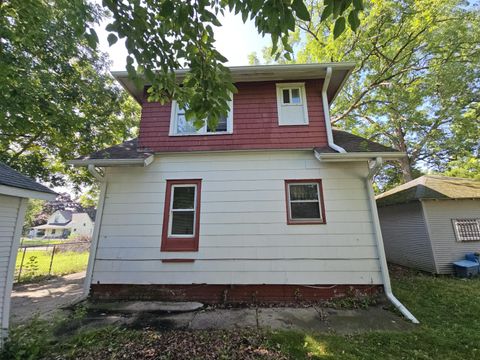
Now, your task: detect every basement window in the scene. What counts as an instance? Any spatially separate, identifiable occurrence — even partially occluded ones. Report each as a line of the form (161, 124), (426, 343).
(276, 83), (309, 126)
(285, 179), (326, 224)
(452, 219), (480, 242)
(162, 179), (202, 251)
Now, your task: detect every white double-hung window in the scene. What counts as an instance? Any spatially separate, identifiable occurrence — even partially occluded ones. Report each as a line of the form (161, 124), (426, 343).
(452, 219), (480, 242)
(276, 83), (309, 126)
(169, 98), (233, 136)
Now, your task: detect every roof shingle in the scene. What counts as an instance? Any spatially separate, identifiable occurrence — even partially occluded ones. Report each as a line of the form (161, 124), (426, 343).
(0, 163), (56, 195)
(376, 175), (480, 206)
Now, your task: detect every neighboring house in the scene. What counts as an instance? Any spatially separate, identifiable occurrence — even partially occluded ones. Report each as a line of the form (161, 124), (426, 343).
(376, 175), (480, 274)
(0, 163), (56, 341)
(31, 210), (94, 239)
(69, 63), (415, 320)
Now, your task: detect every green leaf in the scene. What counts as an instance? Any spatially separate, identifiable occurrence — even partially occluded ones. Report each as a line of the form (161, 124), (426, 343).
(353, 0), (364, 10)
(292, 0), (311, 21)
(321, 4), (333, 22)
(107, 33), (118, 46)
(348, 10), (360, 31)
(333, 16), (346, 38)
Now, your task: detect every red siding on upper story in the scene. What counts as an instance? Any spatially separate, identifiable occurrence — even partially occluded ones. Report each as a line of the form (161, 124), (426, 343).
(138, 79), (328, 152)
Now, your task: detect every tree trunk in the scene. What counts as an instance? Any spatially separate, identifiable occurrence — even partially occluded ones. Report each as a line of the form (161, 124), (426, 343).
(395, 124), (413, 183)
(399, 156), (413, 183)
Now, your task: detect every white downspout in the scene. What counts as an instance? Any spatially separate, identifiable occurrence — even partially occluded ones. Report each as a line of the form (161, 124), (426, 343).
(81, 165), (108, 298)
(367, 157), (419, 324)
(322, 67), (346, 153)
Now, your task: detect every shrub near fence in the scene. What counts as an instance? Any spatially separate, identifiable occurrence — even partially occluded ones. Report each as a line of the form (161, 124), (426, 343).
(15, 240), (90, 283)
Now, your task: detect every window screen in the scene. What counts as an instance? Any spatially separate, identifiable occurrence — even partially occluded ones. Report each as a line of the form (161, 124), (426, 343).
(170, 185), (196, 236)
(288, 183), (322, 221)
(453, 219), (480, 242)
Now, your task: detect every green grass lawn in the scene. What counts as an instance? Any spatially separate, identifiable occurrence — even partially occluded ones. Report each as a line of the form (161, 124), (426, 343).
(19, 238), (67, 247)
(15, 250), (89, 283)
(3, 271), (480, 359)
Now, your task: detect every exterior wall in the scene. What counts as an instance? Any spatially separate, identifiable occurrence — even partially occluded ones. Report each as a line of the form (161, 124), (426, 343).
(70, 213), (94, 237)
(138, 80), (328, 152)
(422, 199), (480, 274)
(91, 150), (383, 289)
(0, 195), (26, 339)
(377, 202), (436, 273)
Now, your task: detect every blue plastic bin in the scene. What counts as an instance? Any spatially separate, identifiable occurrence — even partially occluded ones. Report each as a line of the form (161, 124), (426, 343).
(453, 260), (479, 278)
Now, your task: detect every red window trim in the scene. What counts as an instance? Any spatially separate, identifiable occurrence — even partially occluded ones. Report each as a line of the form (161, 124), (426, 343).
(161, 259), (195, 263)
(161, 179), (202, 252)
(284, 179), (326, 225)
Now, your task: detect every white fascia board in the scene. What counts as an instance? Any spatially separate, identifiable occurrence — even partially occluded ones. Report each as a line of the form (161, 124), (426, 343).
(67, 155), (154, 167)
(315, 151), (406, 162)
(0, 185), (56, 200)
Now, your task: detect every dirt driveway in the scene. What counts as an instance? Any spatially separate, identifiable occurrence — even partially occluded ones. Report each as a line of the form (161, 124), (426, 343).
(10, 271), (85, 324)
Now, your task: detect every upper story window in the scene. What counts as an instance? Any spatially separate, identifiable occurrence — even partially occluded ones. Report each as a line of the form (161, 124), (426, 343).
(169, 99), (233, 136)
(276, 83), (309, 126)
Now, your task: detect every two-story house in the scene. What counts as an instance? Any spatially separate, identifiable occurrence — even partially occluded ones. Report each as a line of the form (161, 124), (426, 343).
(70, 63), (417, 322)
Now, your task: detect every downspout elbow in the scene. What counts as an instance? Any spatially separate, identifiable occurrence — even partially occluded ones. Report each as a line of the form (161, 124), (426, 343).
(322, 67), (346, 153)
(88, 164), (105, 182)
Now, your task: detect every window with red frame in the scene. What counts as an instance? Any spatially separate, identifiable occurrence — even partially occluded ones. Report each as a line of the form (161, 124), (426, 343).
(161, 179), (202, 251)
(285, 179), (326, 224)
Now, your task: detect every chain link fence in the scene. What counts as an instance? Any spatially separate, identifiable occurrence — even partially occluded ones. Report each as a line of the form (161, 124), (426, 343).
(15, 241), (90, 283)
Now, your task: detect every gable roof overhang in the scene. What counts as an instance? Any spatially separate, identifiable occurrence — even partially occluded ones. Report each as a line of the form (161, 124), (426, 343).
(112, 62), (355, 104)
(0, 162), (57, 200)
(376, 175), (480, 206)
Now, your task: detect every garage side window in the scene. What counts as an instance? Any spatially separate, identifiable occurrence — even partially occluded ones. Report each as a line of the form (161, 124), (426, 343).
(162, 179), (202, 251)
(452, 219), (480, 242)
(285, 179), (326, 225)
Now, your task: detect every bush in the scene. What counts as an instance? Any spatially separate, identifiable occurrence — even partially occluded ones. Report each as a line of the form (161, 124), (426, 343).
(0, 317), (56, 360)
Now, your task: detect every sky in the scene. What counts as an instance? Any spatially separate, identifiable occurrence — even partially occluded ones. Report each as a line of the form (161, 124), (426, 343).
(94, 10), (270, 70)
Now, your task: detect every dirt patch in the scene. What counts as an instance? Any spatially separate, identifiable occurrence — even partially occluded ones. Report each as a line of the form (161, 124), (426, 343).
(10, 271), (85, 324)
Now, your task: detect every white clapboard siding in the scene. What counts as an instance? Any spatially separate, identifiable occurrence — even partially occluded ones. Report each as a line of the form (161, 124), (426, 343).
(0, 195), (20, 336)
(93, 150), (382, 285)
(378, 201), (436, 273)
(423, 199), (480, 274)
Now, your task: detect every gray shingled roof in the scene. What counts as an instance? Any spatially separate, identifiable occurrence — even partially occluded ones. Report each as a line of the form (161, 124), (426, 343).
(74, 139), (152, 160)
(0, 163), (56, 195)
(315, 129), (398, 153)
(376, 175), (480, 207)
(77, 130), (398, 162)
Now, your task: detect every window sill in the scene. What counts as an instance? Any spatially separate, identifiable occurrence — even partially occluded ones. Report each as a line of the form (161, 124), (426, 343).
(168, 131), (234, 137)
(287, 219), (326, 225)
(161, 259), (195, 263)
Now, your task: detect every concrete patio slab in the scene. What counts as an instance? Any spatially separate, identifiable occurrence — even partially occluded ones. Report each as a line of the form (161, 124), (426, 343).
(190, 309), (257, 330)
(88, 301), (204, 314)
(258, 307), (329, 332)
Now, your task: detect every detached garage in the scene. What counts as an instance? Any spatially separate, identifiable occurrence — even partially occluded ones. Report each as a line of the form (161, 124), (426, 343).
(376, 175), (480, 274)
(0, 163), (56, 341)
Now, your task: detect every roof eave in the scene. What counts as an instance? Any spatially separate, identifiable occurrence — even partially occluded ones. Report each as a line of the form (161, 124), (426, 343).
(0, 184), (57, 200)
(112, 62), (356, 104)
(314, 151), (406, 162)
(67, 155), (154, 168)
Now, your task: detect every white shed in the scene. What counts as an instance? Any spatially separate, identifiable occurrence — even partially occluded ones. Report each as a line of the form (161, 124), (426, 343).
(0, 163), (56, 340)
(376, 175), (480, 274)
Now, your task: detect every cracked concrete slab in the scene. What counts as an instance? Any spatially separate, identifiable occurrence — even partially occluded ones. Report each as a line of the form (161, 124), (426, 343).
(88, 301), (204, 313)
(190, 309), (257, 330)
(258, 307), (330, 332)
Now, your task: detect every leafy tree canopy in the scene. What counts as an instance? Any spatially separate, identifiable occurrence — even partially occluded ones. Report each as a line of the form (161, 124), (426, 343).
(292, 0), (479, 188)
(101, 0), (364, 129)
(0, 0), (139, 187)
